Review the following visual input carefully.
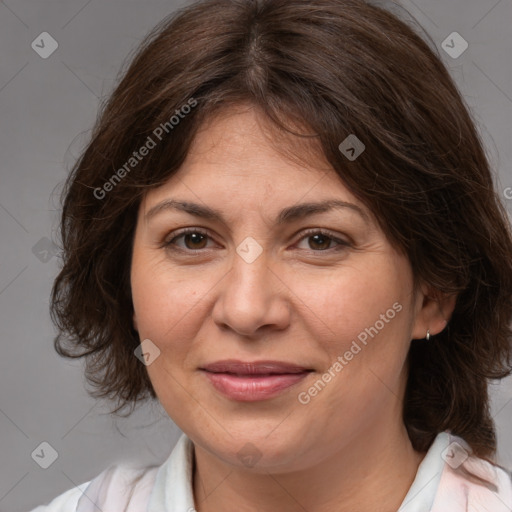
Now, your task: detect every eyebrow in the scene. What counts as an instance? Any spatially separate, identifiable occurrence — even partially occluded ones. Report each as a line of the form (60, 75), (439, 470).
(145, 198), (370, 225)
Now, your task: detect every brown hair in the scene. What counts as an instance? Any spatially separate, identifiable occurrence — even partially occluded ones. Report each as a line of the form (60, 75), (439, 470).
(50, 0), (512, 459)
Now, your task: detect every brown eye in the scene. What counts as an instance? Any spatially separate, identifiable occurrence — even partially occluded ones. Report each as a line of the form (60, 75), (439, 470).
(164, 229), (213, 252)
(307, 233), (332, 251)
(182, 232), (208, 250)
(296, 230), (350, 252)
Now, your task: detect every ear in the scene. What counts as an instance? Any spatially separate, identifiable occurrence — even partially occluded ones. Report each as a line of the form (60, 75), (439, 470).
(411, 282), (457, 340)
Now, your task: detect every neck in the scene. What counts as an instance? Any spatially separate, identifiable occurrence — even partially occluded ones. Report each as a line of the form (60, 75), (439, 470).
(192, 423), (426, 512)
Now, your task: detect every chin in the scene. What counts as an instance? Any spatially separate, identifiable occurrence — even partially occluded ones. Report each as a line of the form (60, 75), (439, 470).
(196, 429), (310, 472)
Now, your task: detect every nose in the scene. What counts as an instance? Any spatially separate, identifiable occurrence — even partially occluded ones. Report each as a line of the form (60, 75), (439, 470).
(211, 247), (291, 337)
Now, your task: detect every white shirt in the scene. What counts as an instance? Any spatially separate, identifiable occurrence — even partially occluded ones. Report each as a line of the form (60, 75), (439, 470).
(29, 430), (512, 511)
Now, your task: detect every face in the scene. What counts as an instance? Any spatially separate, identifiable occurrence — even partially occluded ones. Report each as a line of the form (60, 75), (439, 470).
(130, 104), (441, 473)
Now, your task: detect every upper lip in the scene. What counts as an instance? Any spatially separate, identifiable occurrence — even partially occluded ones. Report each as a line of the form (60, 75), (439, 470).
(200, 360), (312, 375)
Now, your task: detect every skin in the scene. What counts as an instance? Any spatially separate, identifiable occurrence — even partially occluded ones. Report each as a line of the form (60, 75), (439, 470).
(130, 104), (456, 512)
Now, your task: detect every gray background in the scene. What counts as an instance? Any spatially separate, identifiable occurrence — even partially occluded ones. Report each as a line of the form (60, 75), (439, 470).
(0, 0), (511, 510)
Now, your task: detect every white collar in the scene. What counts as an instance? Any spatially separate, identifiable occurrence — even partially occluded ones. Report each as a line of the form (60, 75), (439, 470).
(148, 433), (196, 511)
(398, 431), (449, 511)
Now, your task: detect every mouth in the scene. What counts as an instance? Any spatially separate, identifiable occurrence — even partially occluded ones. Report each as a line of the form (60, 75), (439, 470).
(199, 360), (314, 401)
(200, 360), (313, 374)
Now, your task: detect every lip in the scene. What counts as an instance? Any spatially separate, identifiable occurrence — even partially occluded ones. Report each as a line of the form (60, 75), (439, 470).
(200, 360), (313, 401)
(201, 360), (311, 374)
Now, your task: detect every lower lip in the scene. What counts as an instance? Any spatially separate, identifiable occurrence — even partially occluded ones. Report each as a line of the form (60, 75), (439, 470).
(201, 371), (311, 401)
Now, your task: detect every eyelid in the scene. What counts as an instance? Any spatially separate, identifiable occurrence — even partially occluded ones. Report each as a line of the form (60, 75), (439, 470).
(298, 228), (351, 249)
(163, 226), (351, 253)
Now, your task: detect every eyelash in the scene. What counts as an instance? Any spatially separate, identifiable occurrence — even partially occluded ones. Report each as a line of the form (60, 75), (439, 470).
(162, 227), (350, 255)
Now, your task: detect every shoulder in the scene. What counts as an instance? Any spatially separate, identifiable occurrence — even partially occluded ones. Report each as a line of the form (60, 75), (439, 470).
(27, 463), (159, 512)
(432, 433), (512, 512)
(27, 482), (90, 512)
(458, 455), (512, 510)
(28, 434), (191, 512)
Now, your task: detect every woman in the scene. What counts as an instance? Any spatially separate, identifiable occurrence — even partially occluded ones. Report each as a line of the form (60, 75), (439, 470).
(31, 0), (512, 510)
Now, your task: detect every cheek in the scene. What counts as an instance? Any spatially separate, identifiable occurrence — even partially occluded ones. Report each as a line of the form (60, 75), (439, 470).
(130, 252), (210, 420)
(301, 256), (413, 404)
(130, 250), (223, 404)
(299, 258), (411, 350)
(131, 249), (209, 340)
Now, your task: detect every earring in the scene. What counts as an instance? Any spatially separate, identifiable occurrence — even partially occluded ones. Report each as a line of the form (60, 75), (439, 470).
(426, 329), (430, 341)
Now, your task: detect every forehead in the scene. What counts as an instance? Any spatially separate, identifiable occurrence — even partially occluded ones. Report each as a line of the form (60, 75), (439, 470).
(186, 103), (334, 172)
(139, 104), (376, 230)
(146, 105), (343, 194)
